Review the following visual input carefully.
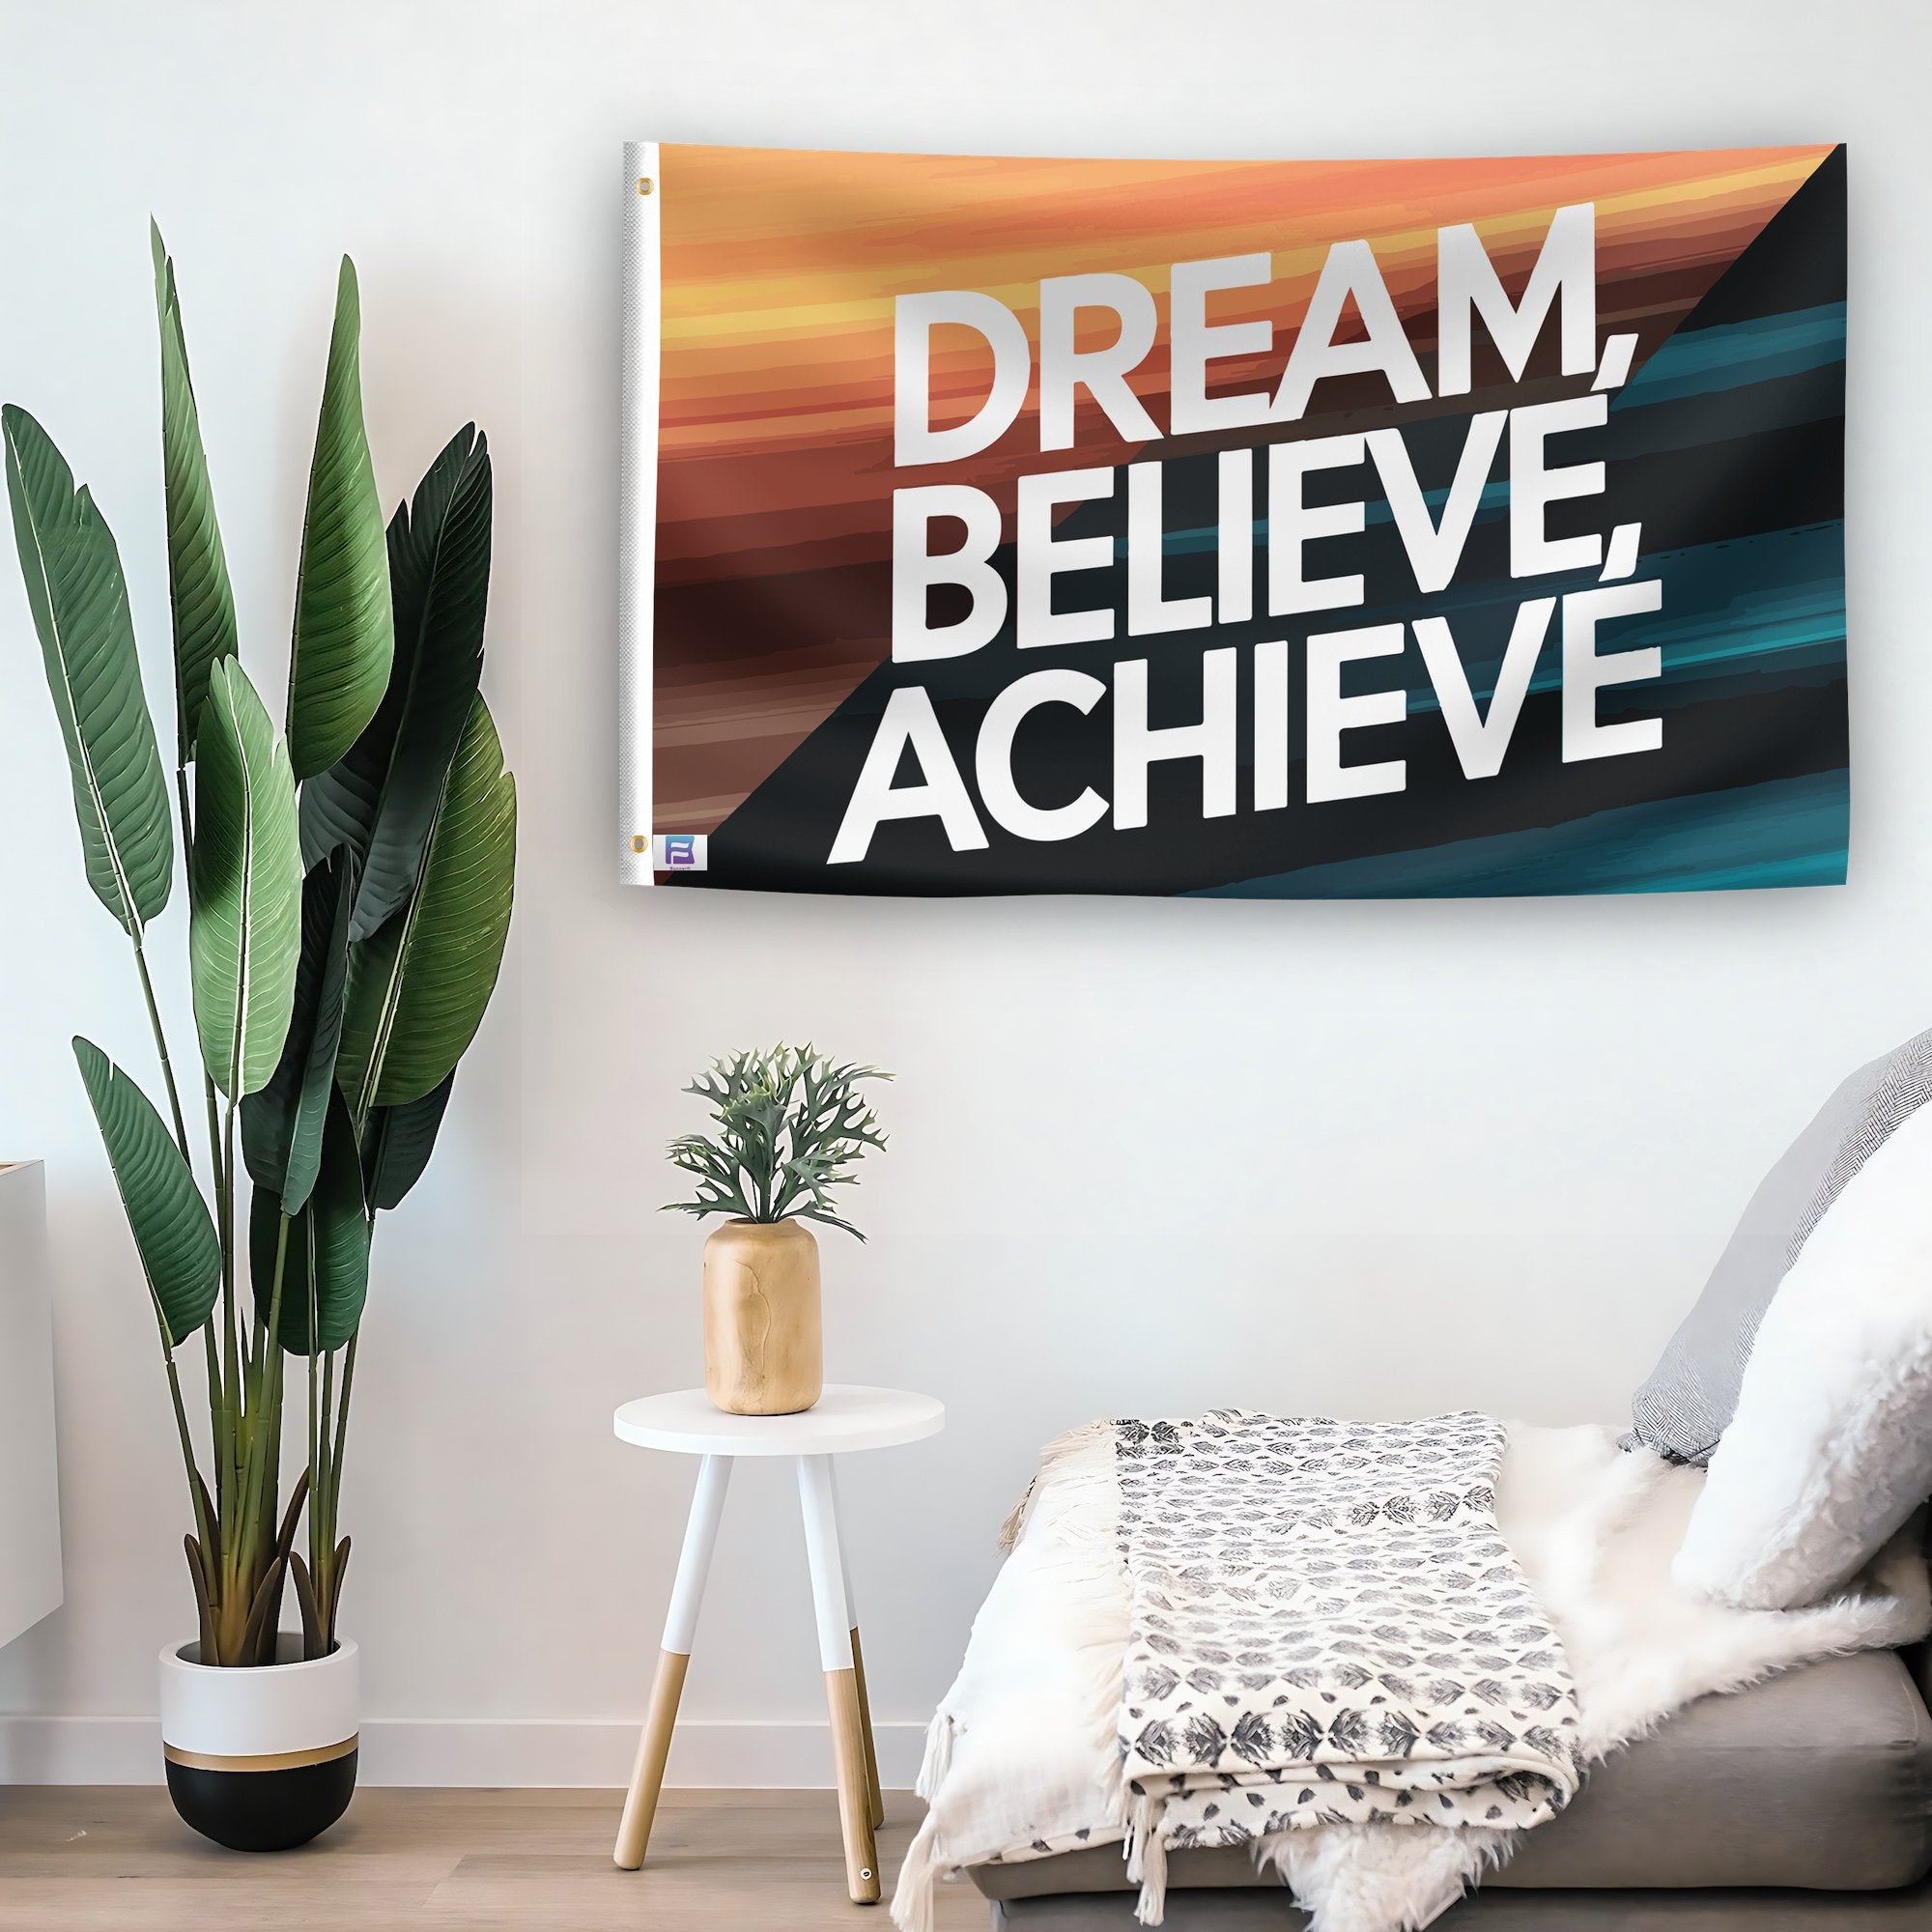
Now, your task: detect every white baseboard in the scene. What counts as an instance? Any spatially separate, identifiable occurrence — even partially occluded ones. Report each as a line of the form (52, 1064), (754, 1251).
(0, 1715), (928, 1788)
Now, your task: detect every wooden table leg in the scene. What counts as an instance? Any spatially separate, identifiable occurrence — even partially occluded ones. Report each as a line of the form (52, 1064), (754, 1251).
(848, 1625), (885, 1832)
(825, 1662), (879, 1899)
(614, 1454), (732, 1869)
(798, 1454), (880, 1903)
(826, 1463), (884, 1830)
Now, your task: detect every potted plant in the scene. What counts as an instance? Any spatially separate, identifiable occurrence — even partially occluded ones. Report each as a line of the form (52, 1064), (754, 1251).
(4, 227), (515, 1850)
(666, 1046), (889, 1415)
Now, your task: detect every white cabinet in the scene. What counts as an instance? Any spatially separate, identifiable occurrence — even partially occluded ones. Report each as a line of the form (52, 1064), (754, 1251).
(0, 1162), (61, 1648)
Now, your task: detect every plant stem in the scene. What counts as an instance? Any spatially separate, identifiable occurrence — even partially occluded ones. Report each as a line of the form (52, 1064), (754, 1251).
(201, 1082), (223, 1232)
(128, 768), (225, 1642)
(216, 1212), (287, 1663)
(130, 938), (190, 1165)
(220, 1096), (239, 1403)
(330, 1332), (356, 1503)
(315, 1347), (336, 1556)
(162, 1349), (213, 1564)
(307, 1333), (321, 1543)
(202, 1321), (225, 1525)
(200, 1074), (226, 1512)
(218, 1097), (242, 1597)
(319, 1335), (355, 1651)
(240, 1215), (291, 1591)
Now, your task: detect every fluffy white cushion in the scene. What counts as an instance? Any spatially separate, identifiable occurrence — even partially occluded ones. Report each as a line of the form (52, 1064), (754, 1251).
(1674, 1099), (1932, 1610)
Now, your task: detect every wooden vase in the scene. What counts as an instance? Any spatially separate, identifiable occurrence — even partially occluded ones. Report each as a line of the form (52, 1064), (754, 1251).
(702, 1218), (823, 1415)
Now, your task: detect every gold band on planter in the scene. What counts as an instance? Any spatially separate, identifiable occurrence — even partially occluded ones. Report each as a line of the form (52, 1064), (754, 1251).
(163, 1735), (358, 1774)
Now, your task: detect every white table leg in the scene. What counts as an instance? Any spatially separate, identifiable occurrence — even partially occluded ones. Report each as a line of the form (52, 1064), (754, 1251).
(798, 1454), (880, 1903)
(614, 1454), (732, 1869)
(828, 1461), (884, 1830)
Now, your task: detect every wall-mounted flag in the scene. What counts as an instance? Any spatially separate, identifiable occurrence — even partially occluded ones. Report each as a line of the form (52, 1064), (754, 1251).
(619, 141), (1847, 899)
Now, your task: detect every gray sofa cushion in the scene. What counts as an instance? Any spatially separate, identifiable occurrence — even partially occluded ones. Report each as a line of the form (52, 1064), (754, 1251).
(989, 1877), (1932, 1927)
(969, 1650), (1932, 1899)
(1625, 1027), (1932, 1465)
(1502, 1649), (1932, 1889)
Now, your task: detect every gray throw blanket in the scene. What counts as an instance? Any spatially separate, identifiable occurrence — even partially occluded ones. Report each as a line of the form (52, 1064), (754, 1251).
(1114, 1410), (1583, 1919)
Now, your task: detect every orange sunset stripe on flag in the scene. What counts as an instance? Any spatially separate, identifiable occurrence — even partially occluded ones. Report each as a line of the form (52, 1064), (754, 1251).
(648, 141), (1836, 836)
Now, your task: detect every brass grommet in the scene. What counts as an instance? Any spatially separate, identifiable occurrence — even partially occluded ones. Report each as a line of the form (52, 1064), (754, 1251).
(637, 176), (654, 196)
(631, 835), (647, 853)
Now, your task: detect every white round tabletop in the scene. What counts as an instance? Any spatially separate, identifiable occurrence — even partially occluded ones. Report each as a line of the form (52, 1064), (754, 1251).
(612, 1383), (945, 1458)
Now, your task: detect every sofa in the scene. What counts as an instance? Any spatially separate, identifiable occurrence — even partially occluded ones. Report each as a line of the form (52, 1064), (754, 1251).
(967, 1645), (1932, 1926)
(933, 1027), (1932, 1929)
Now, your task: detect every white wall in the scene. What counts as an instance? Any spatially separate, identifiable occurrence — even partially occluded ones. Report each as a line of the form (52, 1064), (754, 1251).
(1, 0), (1928, 1786)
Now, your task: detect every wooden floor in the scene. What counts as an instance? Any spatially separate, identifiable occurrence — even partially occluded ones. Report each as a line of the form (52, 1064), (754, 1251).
(0, 1787), (987, 1931)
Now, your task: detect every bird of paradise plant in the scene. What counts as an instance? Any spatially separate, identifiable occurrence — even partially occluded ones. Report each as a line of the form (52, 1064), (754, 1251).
(4, 226), (515, 1664)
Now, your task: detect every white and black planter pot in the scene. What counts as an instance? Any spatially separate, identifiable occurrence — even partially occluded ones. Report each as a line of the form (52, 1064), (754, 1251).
(158, 1635), (358, 1852)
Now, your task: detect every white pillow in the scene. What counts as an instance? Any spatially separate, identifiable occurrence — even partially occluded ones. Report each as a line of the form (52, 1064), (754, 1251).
(1673, 1097), (1932, 1610)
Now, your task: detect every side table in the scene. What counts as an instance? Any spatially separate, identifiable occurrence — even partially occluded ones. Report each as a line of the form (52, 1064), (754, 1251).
(611, 1383), (946, 1903)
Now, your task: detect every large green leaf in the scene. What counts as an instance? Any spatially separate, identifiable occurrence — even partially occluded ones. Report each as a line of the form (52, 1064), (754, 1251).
(189, 658), (302, 1098)
(4, 405), (174, 936)
(250, 1088), (369, 1355)
(360, 1069), (454, 1212)
(300, 425), (491, 940)
(338, 695), (515, 1115)
(287, 258), (392, 781)
(151, 224), (238, 764)
(242, 848), (354, 1213)
(73, 1037), (219, 1348)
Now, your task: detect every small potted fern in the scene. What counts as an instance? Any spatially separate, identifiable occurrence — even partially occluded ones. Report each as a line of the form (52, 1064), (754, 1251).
(666, 1046), (889, 1415)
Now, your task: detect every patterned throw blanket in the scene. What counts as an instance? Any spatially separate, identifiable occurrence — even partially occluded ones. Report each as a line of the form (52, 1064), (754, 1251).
(895, 1419), (1928, 1932)
(1114, 1411), (1583, 1918)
